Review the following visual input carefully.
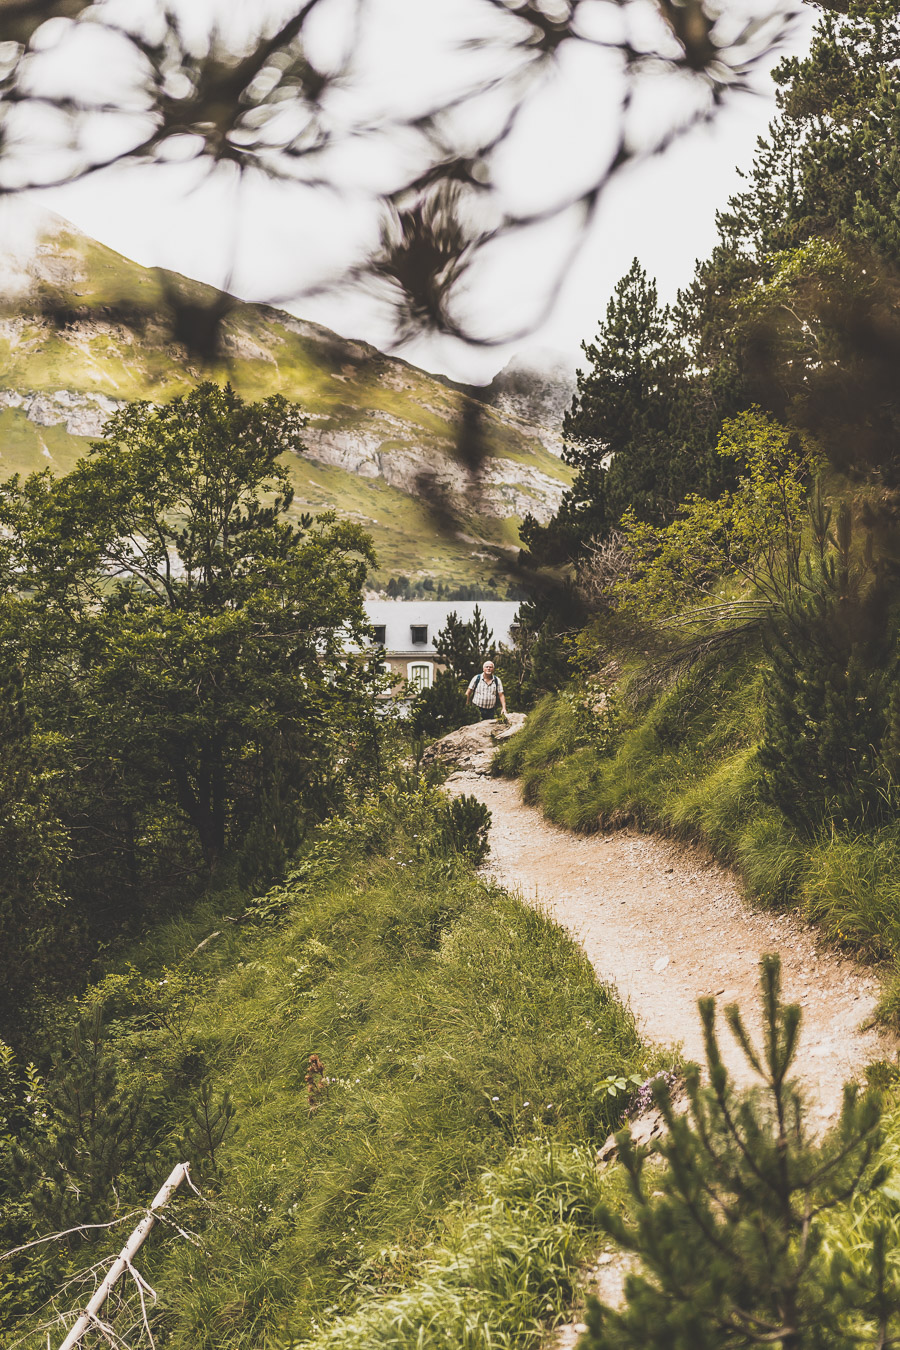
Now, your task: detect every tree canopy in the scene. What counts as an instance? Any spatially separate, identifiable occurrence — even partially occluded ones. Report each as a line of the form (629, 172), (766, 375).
(0, 384), (377, 1030)
(522, 259), (741, 564)
(524, 1), (900, 565)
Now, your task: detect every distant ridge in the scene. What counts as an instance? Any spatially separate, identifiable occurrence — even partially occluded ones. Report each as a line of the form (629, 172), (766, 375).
(0, 211), (571, 589)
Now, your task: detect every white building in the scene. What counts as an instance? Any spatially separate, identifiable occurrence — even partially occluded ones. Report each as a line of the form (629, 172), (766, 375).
(363, 600), (520, 691)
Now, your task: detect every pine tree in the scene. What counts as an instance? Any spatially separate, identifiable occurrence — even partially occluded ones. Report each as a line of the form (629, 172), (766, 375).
(184, 1077), (237, 1178)
(759, 502), (899, 833)
(433, 605), (496, 678)
(583, 956), (895, 1350)
(565, 260), (670, 474)
(0, 1044), (55, 1331)
(413, 605), (497, 737)
(523, 260), (730, 563)
(662, 4), (900, 494)
(23, 1004), (145, 1235)
(720, 5), (900, 264)
(0, 650), (71, 1037)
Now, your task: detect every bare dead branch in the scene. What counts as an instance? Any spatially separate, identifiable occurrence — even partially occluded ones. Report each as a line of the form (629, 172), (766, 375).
(57, 1162), (193, 1350)
(0, 1212), (143, 1264)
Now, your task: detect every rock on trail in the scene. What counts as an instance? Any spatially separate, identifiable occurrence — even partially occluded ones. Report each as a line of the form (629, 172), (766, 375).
(433, 719), (897, 1127)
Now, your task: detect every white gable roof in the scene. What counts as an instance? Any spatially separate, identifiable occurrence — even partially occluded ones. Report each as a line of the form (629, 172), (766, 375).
(363, 600), (520, 656)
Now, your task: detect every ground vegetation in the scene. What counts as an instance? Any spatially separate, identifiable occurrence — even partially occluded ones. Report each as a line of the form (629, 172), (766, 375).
(1, 768), (647, 1346)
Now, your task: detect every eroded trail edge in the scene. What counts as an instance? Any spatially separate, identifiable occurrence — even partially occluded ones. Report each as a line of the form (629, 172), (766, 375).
(439, 720), (897, 1127)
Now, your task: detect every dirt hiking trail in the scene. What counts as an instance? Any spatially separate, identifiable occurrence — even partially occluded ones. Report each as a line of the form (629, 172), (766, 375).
(434, 718), (898, 1128)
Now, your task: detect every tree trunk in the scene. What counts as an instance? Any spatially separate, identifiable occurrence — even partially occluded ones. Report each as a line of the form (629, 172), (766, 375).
(169, 758), (222, 870)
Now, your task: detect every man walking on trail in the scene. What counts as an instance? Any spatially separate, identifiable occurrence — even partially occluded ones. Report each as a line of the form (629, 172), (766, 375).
(466, 661), (508, 721)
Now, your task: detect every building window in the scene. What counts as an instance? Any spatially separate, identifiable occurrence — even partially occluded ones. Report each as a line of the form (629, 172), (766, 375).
(407, 662), (433, 690)
(372, 624), (387, 645)
(410, 624), (428, 644)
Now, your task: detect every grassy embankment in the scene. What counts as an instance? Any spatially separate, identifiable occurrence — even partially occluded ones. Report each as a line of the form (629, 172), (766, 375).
(495, 661), (900, 981)
(12, 776), (647, 1349)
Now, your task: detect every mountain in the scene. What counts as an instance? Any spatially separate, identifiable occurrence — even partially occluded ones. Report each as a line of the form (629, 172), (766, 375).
(476, 349), (577, 457)
(0, 214), (571, 591)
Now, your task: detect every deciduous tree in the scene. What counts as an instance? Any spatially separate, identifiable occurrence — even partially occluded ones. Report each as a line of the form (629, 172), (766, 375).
(0, 384), (376, 886)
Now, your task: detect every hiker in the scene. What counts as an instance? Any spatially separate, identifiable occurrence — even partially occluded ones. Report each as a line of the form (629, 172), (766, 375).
(466, 660), (508, 721)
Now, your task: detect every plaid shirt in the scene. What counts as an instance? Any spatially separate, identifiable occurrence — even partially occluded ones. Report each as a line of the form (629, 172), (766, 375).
(468, 672), (503, 709)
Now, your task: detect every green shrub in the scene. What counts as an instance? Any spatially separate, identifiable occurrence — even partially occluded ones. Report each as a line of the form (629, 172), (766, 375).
(759, 504), (900, 833)
(411, 670), (476, 740)
(438, 795), (492, 864)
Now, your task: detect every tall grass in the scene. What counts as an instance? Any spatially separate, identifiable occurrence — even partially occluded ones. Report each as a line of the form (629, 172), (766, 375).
(14, 779), (646, 1349)
(295, 1140), (618, 1350)
(495, 657), (766, 856)
(800, 825), (900, 957)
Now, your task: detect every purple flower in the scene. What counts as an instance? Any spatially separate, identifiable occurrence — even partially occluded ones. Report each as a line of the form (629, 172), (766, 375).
(627, 1070), (678, 1118)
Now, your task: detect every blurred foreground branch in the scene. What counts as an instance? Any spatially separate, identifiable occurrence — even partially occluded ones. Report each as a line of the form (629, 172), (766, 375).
(0, 0), (799, 352)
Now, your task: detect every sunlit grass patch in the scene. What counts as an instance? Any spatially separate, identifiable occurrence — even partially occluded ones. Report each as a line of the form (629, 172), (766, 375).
(296, 1140), (617, 1350)
(800, 826), (900, 957)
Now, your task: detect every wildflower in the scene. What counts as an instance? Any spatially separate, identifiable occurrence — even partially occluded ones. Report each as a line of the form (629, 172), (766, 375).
(492, 1095), (500, 1102)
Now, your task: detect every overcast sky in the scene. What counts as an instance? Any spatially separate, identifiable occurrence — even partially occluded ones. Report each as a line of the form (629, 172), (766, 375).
(23, 0), (814, 384)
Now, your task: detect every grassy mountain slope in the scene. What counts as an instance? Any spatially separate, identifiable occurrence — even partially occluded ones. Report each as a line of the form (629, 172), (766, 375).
(0, 219), (571, 589)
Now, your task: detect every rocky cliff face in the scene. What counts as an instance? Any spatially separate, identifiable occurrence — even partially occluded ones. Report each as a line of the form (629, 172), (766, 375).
(0, 387), (123, 437)
(0, 382), (565, 522)
(301, 415), (565, 520)
(478, 350), (578, 457)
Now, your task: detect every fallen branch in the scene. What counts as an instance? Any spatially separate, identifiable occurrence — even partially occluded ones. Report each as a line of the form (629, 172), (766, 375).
(188, 931), (222, 958)
(187, 913), (250, 960)
(57, 1162), (192, 1350)
(1, 1213), (142, 1263)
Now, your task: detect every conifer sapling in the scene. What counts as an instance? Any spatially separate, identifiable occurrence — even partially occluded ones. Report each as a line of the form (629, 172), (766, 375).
(583, 955), (898, 1349)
